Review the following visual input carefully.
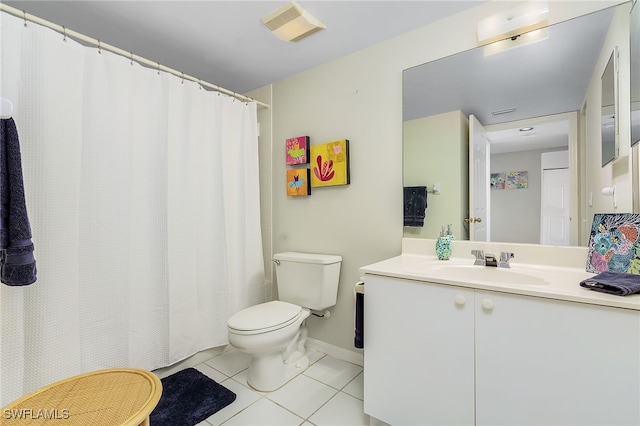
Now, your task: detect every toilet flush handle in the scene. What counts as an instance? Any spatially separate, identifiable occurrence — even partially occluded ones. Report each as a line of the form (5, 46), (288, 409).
(272, 259), (281, 266)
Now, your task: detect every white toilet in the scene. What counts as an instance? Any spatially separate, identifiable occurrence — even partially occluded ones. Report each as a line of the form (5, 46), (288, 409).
(227, 251), (342, 391)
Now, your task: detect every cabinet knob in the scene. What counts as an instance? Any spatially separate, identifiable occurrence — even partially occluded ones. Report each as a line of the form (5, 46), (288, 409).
(481, 298), (494, 310)
(454, 295), (466, 306)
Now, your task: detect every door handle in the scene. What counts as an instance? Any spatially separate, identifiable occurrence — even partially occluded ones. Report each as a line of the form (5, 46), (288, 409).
(464, 217), (483, 223)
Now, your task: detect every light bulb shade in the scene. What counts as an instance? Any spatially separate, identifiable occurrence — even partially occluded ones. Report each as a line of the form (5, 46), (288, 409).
(262, 1), (326, 43)
(477, 1), (549, 44)
(602, 187), (616, 196)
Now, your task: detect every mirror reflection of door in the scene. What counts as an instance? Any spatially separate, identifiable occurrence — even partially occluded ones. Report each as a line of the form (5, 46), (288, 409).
(469, 115), (490, 241)
(540, 151), (570, 245)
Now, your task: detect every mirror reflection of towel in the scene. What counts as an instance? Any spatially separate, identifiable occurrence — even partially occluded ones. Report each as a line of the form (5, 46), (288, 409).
(404, 186), (427, 227)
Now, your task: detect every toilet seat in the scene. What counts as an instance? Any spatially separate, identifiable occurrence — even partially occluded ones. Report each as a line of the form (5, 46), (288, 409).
(228, 301), (304, 335)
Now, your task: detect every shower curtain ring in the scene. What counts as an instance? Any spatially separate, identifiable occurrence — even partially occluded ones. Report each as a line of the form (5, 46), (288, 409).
(23, 10), (27, 27)
(157, 62), (161, 76)
(181, 72), (184, 84)
(62, 26), (67, 42)
(97, 40), (102, 54)
(130, 52), (134, 66)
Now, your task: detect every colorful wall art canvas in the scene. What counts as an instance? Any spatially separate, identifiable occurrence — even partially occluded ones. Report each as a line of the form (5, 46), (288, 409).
(490, 173), (506, 190)
(310, 139), (350, 188)
(286, 136), (310, 165)
(286, 168), (311, 196)
(506, 171), (528, 189)
(586, 213), (640, 273)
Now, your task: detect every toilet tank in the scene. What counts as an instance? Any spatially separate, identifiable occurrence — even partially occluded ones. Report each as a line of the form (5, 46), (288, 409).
(273, 252), (342, 310)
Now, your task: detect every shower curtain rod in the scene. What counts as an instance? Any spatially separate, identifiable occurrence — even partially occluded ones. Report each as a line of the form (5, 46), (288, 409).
(0, 4), (270, 109)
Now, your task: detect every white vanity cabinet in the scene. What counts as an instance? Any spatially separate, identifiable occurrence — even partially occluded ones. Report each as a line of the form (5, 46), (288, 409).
(364, 274), (475, 425)
(364, 274), (640, 426)
(474, 289), (640, 425)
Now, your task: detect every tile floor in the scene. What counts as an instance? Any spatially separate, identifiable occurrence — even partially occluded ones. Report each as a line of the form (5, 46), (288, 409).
(153, 346), (370, 426)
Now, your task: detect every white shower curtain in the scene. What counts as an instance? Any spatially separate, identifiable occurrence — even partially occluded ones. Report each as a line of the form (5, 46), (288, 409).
(0, 13), (265, 405)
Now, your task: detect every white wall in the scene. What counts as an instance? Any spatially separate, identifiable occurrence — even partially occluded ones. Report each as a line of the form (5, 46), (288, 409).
(255, 1), (626, 352)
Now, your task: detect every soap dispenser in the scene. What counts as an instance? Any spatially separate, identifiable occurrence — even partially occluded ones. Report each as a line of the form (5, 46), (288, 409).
(446, 224), (455, 240)
(436, 225), (452, 260)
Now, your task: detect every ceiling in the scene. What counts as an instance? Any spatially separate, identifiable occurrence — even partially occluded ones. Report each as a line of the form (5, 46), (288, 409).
(2, 1), (486, 95)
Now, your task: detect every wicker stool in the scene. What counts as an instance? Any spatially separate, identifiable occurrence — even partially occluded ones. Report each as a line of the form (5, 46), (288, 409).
(1, 368), (162, 425)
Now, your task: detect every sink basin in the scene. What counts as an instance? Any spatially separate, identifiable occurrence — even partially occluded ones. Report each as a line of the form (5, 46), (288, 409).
(427, 264), (549, 285)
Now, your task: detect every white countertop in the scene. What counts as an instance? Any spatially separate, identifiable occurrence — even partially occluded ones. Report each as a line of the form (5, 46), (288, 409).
(360, 253), (640, 311)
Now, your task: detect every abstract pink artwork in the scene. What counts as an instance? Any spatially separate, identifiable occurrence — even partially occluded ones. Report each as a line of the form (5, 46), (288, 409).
(285, 136), (310, 165)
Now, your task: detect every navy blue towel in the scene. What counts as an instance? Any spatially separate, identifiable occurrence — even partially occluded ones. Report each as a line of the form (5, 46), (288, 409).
(1, 118), (37, 286)
(580, 271), (640, 296)
(354, 290), (364, 349)
(404, 186), (427, 227)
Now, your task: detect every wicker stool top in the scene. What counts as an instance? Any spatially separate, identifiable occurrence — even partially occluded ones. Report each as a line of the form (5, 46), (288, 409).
(1, 368), (162, 425)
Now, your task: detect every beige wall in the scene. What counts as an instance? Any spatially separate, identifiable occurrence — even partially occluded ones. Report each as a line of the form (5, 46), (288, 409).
(403, 110), (469, 240)
(252, 1), (627, 353)
(245, 86), (275, 301)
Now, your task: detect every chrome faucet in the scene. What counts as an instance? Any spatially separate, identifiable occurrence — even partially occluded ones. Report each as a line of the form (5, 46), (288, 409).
(471, 250), (513, 267)
(498, 252), (515, 268)
(484, 253), (498, 267)
(471, 250), (485, 266)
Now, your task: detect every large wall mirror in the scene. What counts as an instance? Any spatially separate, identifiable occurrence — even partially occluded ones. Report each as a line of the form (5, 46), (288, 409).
(632, 0), (640, 146)
(601, 47), (618, 166)
(403, 4), (625, 247)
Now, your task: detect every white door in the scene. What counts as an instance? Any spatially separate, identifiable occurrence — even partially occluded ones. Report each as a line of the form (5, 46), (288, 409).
(469, 115), (490, 241)
(540, 168), (570, 245)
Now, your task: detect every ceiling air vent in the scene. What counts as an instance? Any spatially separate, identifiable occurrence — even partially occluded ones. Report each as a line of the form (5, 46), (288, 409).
(261, 1), (326, 43)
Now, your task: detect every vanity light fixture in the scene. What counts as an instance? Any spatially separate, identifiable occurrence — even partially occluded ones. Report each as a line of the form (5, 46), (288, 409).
(477, 0), (549, 45)
(261, 1), (326, 43)
(483, 27), (549, 56)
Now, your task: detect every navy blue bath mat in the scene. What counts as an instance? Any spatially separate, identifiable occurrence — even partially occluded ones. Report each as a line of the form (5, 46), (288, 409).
(150, 367), (236, 426)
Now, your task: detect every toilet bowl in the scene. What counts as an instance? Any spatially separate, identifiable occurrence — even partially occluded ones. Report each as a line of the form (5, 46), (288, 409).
(227, 252), (342, 392)
(227, 300), (311, 391)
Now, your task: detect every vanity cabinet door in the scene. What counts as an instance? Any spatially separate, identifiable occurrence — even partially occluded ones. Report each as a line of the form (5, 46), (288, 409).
(475, 290), (640, 426)
(364, 275), (475, 425)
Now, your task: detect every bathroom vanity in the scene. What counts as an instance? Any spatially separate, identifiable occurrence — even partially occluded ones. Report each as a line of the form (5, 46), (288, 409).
(360, 239), (640, 426)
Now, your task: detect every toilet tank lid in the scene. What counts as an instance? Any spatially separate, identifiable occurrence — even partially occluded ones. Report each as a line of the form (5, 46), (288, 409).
(274, 252), (342, 264)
